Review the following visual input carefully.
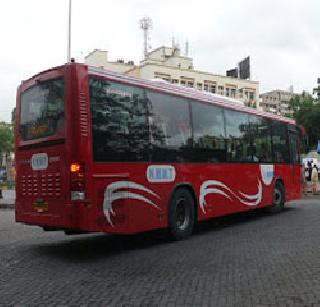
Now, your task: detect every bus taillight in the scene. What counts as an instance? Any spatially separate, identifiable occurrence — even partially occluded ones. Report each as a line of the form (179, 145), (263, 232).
(70, 162), (81, 173)
(70, 162), (86, 200)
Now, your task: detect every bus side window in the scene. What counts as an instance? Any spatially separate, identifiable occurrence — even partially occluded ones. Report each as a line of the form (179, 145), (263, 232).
(248, 115), (272, 163)
(89, 77), (149, 162)
(147, 91), (192, 162)
(225, 110), (250, 162)
(191, 101), (226, 162)
(272, 122), (290, 163)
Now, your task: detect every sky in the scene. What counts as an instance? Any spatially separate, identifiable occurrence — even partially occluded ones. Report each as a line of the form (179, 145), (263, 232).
(0, 0), (320, 122)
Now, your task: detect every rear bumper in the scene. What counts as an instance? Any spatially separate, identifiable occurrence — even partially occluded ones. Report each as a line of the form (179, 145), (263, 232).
(15, 201), (87, 231)
(16, 211), (68, 229)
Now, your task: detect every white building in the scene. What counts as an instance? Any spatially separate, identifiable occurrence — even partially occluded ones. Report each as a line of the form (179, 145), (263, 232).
(85, 47), (259, 107)
(259, 90), (308, 118)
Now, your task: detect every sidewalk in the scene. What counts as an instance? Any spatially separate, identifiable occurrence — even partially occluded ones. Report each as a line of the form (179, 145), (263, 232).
(0, 190), (15, 209)
(302, 181), (320, 200)
(0, 198), (15, 209)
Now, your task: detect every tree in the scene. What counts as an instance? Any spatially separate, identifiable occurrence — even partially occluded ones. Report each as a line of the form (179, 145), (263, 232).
(11, 107), (16, 130)
(289, 95), (320, 149)
(0, 123), (13, 156)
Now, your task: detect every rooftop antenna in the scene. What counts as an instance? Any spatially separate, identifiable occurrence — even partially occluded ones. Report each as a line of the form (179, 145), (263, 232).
(139, 16), (152, 59)
(185, 40), (189, 56)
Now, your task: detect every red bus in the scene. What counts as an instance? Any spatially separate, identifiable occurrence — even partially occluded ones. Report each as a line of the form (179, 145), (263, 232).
(15, 62), (304, 239)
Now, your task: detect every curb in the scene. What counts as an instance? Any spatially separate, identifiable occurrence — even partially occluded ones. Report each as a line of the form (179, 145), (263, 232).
(0, 203), (15, 209)
(303, 194), (320, 199)
(0, 199), (15, 209)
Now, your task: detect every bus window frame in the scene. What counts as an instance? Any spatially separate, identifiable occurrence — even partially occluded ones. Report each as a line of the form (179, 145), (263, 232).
(16, 66), (66, 148)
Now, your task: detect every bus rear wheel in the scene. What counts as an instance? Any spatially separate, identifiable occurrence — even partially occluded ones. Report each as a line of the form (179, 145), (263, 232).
(168, 188), (195, 240)
(266, 181), (285, 213)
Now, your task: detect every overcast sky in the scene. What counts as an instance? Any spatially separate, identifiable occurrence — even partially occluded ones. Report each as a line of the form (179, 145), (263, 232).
(1, 0), (319, 122)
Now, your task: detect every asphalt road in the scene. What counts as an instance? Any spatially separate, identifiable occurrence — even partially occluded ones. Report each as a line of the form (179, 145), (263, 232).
(1, 199), (320, 306)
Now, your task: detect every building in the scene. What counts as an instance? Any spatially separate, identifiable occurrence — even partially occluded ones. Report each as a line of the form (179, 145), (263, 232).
(313, 78), (320, 98)
(85, 47), (259, 107)
(259, 90), (307, 118)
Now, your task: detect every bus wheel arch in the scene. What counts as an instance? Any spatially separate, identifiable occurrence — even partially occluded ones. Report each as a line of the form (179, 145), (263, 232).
(167, 183), (197, 240)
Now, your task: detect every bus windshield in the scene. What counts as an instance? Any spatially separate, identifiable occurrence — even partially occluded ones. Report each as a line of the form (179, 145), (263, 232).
(20, 78), (64, 141)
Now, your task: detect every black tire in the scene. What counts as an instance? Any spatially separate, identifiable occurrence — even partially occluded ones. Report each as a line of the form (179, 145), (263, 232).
(266, 181), (285, 213)
(168, 188), (195, 240)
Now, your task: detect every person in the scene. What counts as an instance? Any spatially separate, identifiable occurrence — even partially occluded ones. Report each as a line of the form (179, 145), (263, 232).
(307, 160), (313, 181)
(311, 164), (319, 194)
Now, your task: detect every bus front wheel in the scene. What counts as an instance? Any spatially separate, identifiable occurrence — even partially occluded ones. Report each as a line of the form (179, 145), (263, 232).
(168, 188), (195, 240)
(266, 181), (285, 213)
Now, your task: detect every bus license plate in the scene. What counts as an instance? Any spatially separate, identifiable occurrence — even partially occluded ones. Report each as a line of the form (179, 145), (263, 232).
(31, 153), (48, 170)
(33, 199), (48, 213)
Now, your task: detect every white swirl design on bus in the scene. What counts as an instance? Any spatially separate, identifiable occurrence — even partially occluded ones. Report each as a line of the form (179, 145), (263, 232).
(199, 179), (262, 213)
(103, 181), (161, 226)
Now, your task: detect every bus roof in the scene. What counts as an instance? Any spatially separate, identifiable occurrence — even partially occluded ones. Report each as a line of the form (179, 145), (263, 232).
(87, 65), (295, 125)
(20, 63), (295, 126)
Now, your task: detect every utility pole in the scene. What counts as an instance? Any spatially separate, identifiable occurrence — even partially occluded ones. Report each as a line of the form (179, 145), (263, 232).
(67, 0), (72, 62)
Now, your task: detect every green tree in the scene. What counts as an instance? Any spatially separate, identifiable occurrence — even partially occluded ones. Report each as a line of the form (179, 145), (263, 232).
(289, 95), (320, 149)
(0, 123), (13, 155)
(11, 107), (16, 128)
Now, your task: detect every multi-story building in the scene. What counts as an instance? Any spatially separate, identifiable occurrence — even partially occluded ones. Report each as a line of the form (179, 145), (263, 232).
(85, 47), (259, 107)
(259, 90), (307, 118)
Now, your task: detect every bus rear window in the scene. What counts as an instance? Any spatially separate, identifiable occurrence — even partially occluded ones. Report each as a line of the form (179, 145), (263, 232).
(20, 78), (64, 140)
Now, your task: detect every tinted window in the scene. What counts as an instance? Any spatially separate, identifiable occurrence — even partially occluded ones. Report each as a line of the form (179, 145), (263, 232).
(20, 78), (64, 140)
(248, 115), (272, 162)
(272, 121), (289, 163)
(90, 77), (149, 162)
(225, 110), (251, 162)
(147, 91), (192, 162)
(191, 101), (226, 162)
(288, 125), (300, 164)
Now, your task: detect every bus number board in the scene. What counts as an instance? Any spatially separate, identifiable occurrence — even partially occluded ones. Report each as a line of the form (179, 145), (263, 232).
(31, 153), (48, 171)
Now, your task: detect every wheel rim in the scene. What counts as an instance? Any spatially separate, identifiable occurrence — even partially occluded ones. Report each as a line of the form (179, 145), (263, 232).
(175, 197), (190, 231)
(273, 187), (282, 206)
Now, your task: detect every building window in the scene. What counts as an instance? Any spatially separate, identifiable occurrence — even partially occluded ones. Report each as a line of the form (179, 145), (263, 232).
(226, 88), (230, 97)
(210, 85), (216, 94)
(154, 72), (171, 81)
(218, 86), (224, 95)
(171, 79), (179, 84)
(231, 88), (236, 98)
(197, 83), (203, 90)
(204, 84), (209, 91)
(180, 80), (186, 86)
(187, 81), (194, 88)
